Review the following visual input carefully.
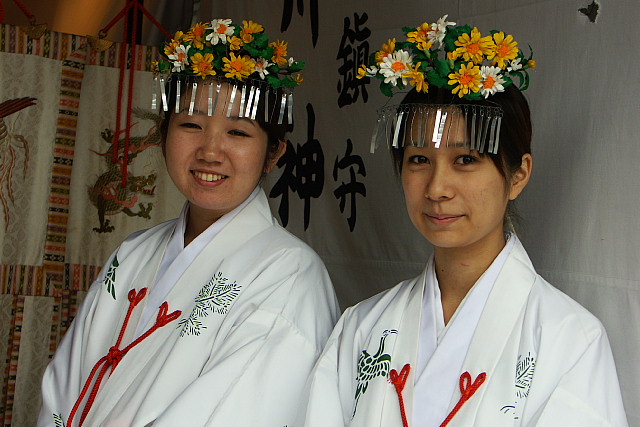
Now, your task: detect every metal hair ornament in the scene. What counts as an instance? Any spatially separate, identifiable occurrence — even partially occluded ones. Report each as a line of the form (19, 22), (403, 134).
(152, 19), (305, 124)
(359, 16), (536, 153)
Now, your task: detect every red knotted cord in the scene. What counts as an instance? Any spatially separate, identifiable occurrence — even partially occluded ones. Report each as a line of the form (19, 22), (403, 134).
(390, 364), (412, 427)
(66, 288), (181, 427)
(99, 0), (170, 187)
(0, 0), (35, 22)
(439, 371), (487, 427)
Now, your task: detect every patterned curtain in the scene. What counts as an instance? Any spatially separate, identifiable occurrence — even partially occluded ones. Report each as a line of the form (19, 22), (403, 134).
(0, 24), (183, 426)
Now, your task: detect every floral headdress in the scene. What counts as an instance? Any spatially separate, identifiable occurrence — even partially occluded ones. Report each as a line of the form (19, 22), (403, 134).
(360, 16), (536, 153)
(152, 19), (305, 124)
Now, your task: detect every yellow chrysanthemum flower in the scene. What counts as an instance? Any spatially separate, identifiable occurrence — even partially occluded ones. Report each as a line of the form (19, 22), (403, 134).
(184, 22), (209, 50)
(222, 52), (255, 80)
(357, 64), (368, 79)
(526, 59), (537, 69)
(407, 23), (433, 52)
(451, 27), (495, 64)
(448, 62), (482, 98)
(228, 36), (243, 51)
(375, 38), (396, 64)
(240, 20), (264, 44)
(293, 73), (304, 85)
(490, 32), (519, 69)
(190, 52), (216, 78)
(270, 40), (289, 66)
(164, 31), (184, 56)
(407, 63), (428, 93)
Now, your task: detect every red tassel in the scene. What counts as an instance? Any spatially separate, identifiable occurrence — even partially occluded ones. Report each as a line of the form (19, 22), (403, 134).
(439, 371), (487, 427)
(66, 288), (181, 427)
(389, 364), (411, 427)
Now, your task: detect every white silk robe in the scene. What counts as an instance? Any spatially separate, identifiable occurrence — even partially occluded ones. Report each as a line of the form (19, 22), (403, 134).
(38, 189), (340, 427)
(300, 237), (628, 427)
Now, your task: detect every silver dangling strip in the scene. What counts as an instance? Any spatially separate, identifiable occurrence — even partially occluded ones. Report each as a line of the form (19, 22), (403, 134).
(175, 79), (181, 114)
(245, 86), (256, 118)
(188, 82), (197, 115)
(392, 110), (405, 148)
(264, 89), (270, 122)
(251, 87), (261, 120)
(417, 107), (426, 148)
(227, 84), (238, 117)
(408, 108), (416, 146)
(462, 106), (470, 149)
(488, 115), (498, 154)
(277, 93), (287, 124)
(160, 77), (168, 112)
(493, 116), (502, 154)
(287, 93), (294, 124)
(239, 84), (247, 118)
(207, 82), (214, 116)
(433, 110), (447, 148)
(470, 107), (477, 151)
(478, 109), (489, 153)
(370, 116), (381, 153)
(212, 82), (221, 116)
(151, 76), (158, 109)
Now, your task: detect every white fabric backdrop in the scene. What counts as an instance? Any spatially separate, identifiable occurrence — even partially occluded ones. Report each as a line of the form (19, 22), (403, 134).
(198, 1), (639, 424)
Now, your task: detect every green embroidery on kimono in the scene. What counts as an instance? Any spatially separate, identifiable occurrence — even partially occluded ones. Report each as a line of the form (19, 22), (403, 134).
(515, 352), (536, 398)
(103, 256), (118, 300)
(178, 271), (242, 337)
(353, 329), (398, 416)
(53, 413), (65, 427)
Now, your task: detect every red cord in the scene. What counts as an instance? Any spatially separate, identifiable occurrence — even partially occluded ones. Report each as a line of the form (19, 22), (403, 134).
(66, 288), (181, 427)
(389, 364), (411, 427)
(439, 371), (487, 427)
(11, 0), (34, 21)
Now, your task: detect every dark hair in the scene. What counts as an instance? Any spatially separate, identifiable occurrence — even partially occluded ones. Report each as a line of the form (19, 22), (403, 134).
(391, 84), (532, 183)
(159, 79), (293, 162)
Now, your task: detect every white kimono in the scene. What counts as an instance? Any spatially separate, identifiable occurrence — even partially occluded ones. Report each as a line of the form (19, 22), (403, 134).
(38, 189), (340, 427)
(301, 236), (628, 427)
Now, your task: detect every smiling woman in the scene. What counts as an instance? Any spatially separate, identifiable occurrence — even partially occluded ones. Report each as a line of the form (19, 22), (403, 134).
(37, 19), (339, 427)
(300, 16), (628, 427)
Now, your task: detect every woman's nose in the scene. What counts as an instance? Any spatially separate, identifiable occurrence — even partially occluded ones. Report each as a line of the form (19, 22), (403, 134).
(425, 164), (454, 201)
(196, 131), (225, 162)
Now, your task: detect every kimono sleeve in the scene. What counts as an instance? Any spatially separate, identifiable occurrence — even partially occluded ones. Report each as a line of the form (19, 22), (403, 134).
(530, 326), (628, 427)
(298, 311), (354, 427)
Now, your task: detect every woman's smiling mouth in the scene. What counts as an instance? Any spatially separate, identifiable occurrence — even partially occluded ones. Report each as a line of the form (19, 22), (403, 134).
(192, 170), (228, 182)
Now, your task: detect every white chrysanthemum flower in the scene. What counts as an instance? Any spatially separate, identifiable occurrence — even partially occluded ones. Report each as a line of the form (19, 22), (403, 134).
(380, 50), (414, 86)
(507, 57), (523, 72)
(168, 45), (191, 72)
(480, 66), (506, 98)
(206, 18), (234, 45)
(429, 14), (456, 47)
(287, 57), (296, 66)
(254, 58), (271, 79)
(366, 65), (379, 77)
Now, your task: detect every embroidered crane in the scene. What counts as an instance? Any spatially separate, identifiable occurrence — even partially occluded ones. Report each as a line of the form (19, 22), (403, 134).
(0, 97), (36, 229)
(353, 329), (397, 415)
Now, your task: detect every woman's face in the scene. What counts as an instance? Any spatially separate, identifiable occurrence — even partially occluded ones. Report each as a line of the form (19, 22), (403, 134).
(164, 83), (283, 222)
(401, 113), (529, 252)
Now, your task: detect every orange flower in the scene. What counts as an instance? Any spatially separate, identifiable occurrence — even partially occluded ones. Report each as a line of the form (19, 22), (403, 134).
(375, 38), (396, 64)
(222, 52), (255, 80)
(190, 52), (216, 77)
(183, 22), (209, 50)
(270, 40), (289, 66)
(240, 20), (263, 44)
(228, 35), (243, 51)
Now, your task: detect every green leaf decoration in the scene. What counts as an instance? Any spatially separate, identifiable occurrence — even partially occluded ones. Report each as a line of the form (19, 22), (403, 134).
(380, 81), (393, 97)
(104, 256), (118, 300)
(426, 69), (448, 88)
(288, 60), (306, 72)
(266, 74), (282, 89)
(252, 33), (269, 48)
(281, 77), (298, 88)
(434, 59), (452, 77)
(402, 26), (416, 34)
(464, 91), (483, 101)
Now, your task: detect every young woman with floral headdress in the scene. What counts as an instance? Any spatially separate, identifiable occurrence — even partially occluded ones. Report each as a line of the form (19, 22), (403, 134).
(37, 19), (339, 427)
(299, 16), (627, 427)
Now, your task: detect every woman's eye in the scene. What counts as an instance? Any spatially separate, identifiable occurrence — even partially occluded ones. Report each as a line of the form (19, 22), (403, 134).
(179, 122), (202, 130)
(455, 154), (477, 165)
(228, 129), (250, 137)
(408, 155), (429, 164)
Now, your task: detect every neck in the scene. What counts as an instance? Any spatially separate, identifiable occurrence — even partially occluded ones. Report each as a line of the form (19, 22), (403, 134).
(434, 232), (506, 324)
(184, 206), (221, 247)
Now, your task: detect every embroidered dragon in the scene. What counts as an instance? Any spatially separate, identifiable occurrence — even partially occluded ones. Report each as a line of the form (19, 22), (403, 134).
(89, 108), (161, 233)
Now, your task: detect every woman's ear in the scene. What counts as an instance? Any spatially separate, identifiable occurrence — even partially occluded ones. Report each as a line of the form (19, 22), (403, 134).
(509, 153), (533, 201)
(264, 140), (287, 173)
